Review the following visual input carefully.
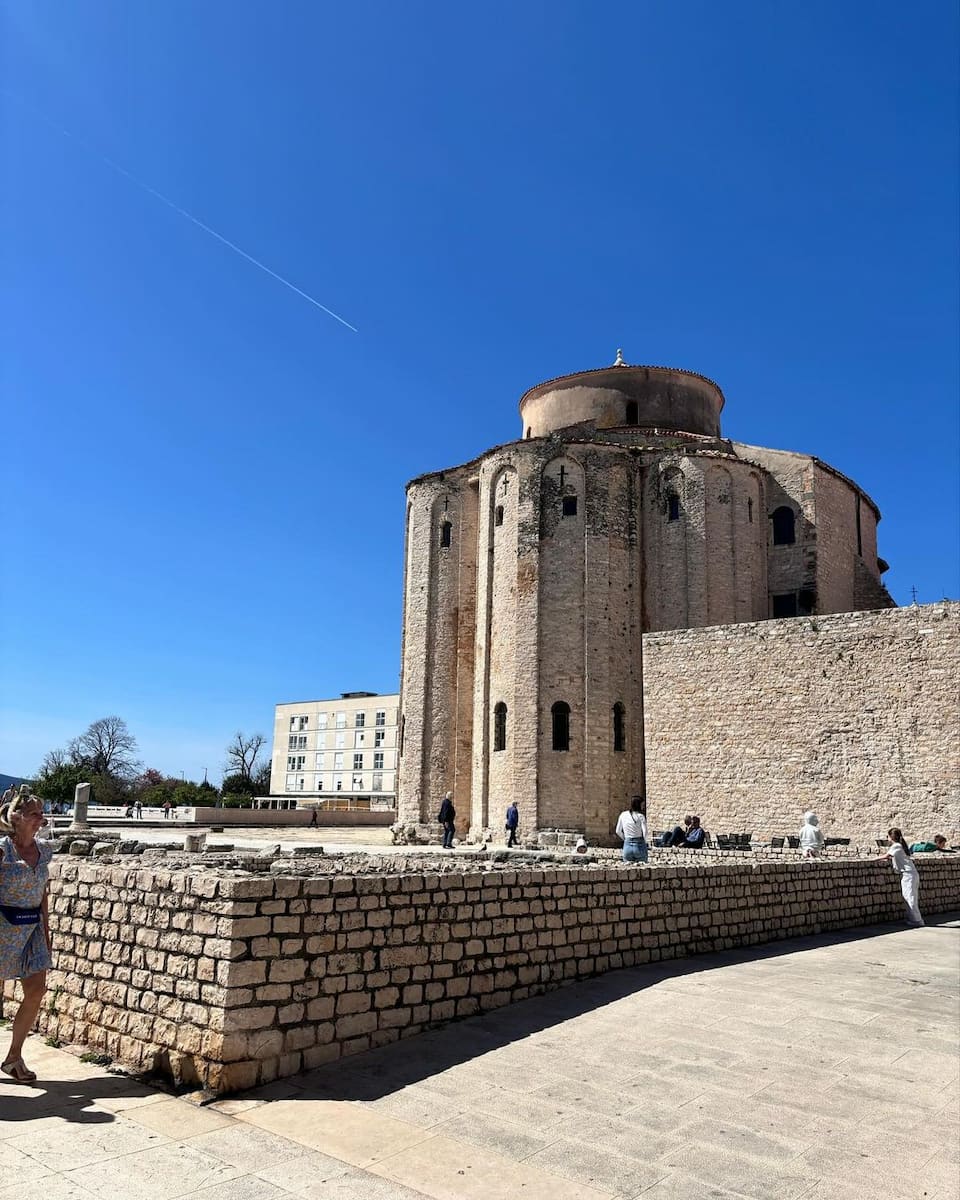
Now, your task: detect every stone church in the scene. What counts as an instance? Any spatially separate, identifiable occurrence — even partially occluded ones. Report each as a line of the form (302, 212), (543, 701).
(397, 356), (896, 842)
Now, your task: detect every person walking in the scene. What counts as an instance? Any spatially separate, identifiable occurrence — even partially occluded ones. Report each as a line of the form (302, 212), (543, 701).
(881, 827), (924, 927)
(505, 802), (519, 848)
(615, 795), (648, 863)
(438, 792), (456, 849)
(799, 811), (825, 858)
(0, 787), (54, 1083)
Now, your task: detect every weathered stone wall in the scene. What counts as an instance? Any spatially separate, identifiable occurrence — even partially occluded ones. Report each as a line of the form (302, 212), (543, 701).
(6, 856), (957, 1094)
(644, 602), (960, 842)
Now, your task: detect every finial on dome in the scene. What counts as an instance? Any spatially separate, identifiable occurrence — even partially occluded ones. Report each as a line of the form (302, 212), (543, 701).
(614, 348), (626, 366)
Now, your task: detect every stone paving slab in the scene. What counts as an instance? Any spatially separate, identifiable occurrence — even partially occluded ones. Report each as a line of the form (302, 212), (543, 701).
(1, 915), (957, 1200)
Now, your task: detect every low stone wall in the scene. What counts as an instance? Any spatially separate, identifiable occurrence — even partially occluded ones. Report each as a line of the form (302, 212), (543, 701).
(4, 857), (958, 1094)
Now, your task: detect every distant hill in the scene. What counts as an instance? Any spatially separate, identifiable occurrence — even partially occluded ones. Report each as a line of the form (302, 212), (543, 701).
(0, 773), (28, 794)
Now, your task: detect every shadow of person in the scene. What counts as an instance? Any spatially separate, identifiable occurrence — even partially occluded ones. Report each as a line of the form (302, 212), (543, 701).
(0, 1071), (166, 1125)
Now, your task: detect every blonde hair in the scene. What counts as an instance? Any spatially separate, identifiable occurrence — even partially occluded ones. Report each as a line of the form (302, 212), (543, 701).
(0, 784), (43, 835)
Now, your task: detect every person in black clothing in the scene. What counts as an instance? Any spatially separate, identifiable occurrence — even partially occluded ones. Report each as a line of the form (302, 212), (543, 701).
(505, 802), (519, 847)
(438, 792), (456, 848)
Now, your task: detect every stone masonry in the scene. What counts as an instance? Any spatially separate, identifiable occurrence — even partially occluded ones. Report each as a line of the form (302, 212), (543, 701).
(644, 601), (960, 843)
(5, 855), (957, 1094)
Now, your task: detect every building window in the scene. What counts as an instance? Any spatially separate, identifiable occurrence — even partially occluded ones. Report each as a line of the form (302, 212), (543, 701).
(855, 495), (863, 557)
(613, 702), (625, 752)
(335, 711), (346, 729)
(372, 772), (383, 791)
(772, 593), (798, 618)
(494, 702), (507, 752)
(299, 716), (308, 730)
(375, 710), (386, 726)
(335, 776), (343, 791)
(289, 717), (297, 731)
(771, 506), (796, 545)
(551, 701), (570, 752)
(440, 521), (452, 548)
(353, 753), (363, 771)
(495, 505), (504, 527)
(374, 729), (385, 747)
(352, 774), (363, 790)
(747, 498), (754, 524)
(561, 496), (578, 517)
(626, 400), (639, 424)
(317, 712), (328, 730)
(667, 494), (681, 522)
(316, 753), (325, 770)
(355, 712), (365, 728)
(355, 731), (365, 747)
(525, 428), (531, 439)
(285, 774), (294, 790)
(373, 752), (384, 770)
(333, 752), (344, 771)
(297, 777), (304, 791)
(287, 755), (305, 771)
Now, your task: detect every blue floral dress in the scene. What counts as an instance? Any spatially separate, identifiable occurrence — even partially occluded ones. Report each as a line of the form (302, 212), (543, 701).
(0, 836), (53, 979)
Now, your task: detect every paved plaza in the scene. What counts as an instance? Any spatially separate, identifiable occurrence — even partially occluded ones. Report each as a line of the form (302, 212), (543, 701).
(1, 916), (957, 1200)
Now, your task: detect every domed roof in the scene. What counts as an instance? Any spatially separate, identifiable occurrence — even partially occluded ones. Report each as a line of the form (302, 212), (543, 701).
(519, 357), (726, 439)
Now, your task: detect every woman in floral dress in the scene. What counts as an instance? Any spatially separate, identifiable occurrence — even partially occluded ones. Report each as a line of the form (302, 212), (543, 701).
(0, 786), (54, 1082)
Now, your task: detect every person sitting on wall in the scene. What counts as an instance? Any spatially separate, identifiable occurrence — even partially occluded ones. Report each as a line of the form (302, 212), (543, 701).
(660, 815), (704, 848)
(658, 817), (690, 847)
(682, 815), (706, 849)
(799, 811), (825, 858)
(910, 835), (953, 853)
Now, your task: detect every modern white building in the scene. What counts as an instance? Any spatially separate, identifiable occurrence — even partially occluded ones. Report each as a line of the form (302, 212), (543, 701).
(269, 692), (399, 809)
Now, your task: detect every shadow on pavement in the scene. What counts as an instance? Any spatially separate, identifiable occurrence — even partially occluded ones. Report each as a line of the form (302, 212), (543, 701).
(0, 1070), (166, 1125)
(256, 912), (959, 1105)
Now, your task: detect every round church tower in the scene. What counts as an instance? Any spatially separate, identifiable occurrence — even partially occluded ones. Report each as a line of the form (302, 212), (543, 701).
(397, 356), (891, 843)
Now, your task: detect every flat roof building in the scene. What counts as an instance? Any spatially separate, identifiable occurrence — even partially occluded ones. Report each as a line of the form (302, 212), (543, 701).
(270, 692), (399, 809)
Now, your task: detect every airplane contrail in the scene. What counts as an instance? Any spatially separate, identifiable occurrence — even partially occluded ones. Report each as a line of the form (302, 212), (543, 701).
(5, 93), (359, 332)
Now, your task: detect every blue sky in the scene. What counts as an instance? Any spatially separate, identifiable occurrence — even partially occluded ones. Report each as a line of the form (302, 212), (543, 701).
(2, 1), (957, 784)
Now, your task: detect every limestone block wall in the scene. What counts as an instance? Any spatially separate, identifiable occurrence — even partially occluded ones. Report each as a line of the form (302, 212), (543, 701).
(5, 856), (957, 1094)
(643, 602), (960, 842)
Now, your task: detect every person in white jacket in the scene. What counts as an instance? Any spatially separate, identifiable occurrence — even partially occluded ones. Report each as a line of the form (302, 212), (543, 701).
(881, 827), (924, 927)
(799, 811), (825, 858)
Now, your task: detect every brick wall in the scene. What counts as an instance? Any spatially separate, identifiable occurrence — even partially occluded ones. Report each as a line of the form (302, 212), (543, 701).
(643, 602), (960, 843)
(5, 855), (957, 1094)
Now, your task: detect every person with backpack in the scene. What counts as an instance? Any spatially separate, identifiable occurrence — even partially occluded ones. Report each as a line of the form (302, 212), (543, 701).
(505, 801), (519, 847)
(438, 792), (456, 849)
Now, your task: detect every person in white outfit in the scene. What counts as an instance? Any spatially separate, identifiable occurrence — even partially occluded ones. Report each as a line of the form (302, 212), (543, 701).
(799, 811), (825, 858)
(881, 827), (924, 927)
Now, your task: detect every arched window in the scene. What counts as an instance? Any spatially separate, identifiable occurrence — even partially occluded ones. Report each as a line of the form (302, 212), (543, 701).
(493, 702), (507, 752)
(551, 701), (570, 752)
(747, 497), (754, 524)
(494, 505), (504, 527)
(440, 521), (452, 548)
(667, 494), (681, 522)
(613, 702), (625, 752)
(525, 428), (531, 439)
(771, 506), (795, 545)
(625, 400), (639, 425)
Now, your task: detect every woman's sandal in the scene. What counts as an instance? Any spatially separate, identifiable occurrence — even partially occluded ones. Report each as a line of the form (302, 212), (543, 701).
(1, 1057), (37, 1082)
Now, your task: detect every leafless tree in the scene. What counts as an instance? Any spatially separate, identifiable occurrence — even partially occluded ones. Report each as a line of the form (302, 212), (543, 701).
(68, 716), (141, 780)
(224, 732), (267, 784)
(38, 747), (69, 775)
